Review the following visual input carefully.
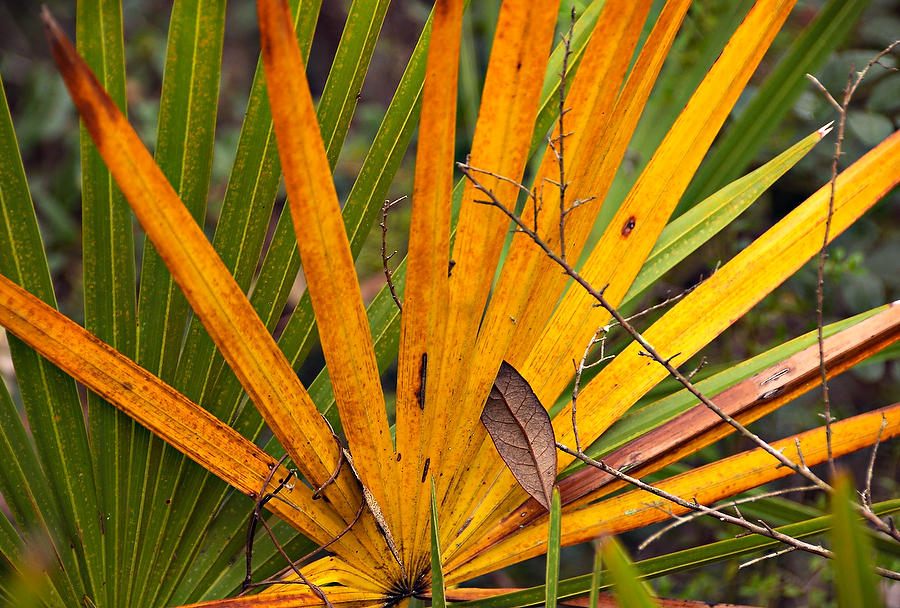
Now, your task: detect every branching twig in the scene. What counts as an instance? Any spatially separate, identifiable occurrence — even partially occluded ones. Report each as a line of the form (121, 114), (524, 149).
(558, 445), (831, 559)
(243, 498), (366, 595)
(253, 513), (335, 607)
(551, 8), (576, 264)
(381, 196), (406, 312)
(571, 326), (608, 452)
(243, 454), (293, 592)
(805, 40), (900, 480)
(557, 443), (900, 581)
(638, 485), (818, 551)
(461, 70), (900, 554)
(862, 413), (888, 511)
(459, 160), (827, 488)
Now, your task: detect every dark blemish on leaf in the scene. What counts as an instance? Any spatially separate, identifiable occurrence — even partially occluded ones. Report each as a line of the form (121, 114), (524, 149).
(165, 499), (171, 505)
(356, 90), (361, 102)
(99, 511), (105, 535)
(760, 368), (791, 385)
(448, 259), (456, 276)
(396, 453), (401, 462)
(759, 388), (781, 400)
(122, 382), (132, 391)
(516, 61), (522, 70)
(417, 353), (427, 410)
(421, 458), (430, 483)
(457, 517), (474, 536)
(621, 215), (636, 236)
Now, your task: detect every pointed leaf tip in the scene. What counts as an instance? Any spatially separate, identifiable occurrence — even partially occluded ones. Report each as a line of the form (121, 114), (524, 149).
(819, 120), (835, 137)
(482, 361), (557, 510)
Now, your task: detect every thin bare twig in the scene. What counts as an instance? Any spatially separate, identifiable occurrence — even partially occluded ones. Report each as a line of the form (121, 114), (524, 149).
(552, 8), (576, 264)
(862, 413), (888, 511)
(739, 545), (798, 570)
(245, 498), (366, 593)
(254, 513), (335, 607)
(460, 160), (826, 487)
(686, 356), (708, 381)
(638, 485), (818, 551)
(312, 425), (346, 499)
(571, 326), (607, 452)
(381, 196), (406, 312)
(806, 40), (900, 480)
(621, 278), (706, 326)
(557, 443), (900, 581)
(460, 148), (900, 544)
(242, 454), (293, 592)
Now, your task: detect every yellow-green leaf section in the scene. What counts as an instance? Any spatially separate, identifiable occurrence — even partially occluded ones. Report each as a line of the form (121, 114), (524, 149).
(522, 0), (797, 407)
(451, 402), (900, 582)
(556, 127), (900, 464)
(442, 0), (690, 546)
(257, 0), (398, 532)
(179, 585), (382, 607)
(445, 302), (900, 568)
(623, 124), (831, 302)
(504, 0), (688, 370)
(393, 0), (462, 574)
(268, 556), (388, 594)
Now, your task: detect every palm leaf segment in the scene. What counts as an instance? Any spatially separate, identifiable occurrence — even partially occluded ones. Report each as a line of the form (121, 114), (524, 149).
(0, 0), (898, 606)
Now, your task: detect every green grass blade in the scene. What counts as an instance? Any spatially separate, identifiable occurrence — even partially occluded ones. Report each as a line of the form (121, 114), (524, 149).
(318, 0), (391, 167)
(75, 2), (136, 606)
(831, 475), (883, 608)
(680, 0), (870, 211)
(431, 477), (447, 608)
(0, 73), (103, 605)
(588, 540), (601, 608)
(601, 537), (658, 608)
(452, 499), (900, 607)
(546, 488), (561, 608)
(129, 1), (227, 605)
(623, 127), (827, 303)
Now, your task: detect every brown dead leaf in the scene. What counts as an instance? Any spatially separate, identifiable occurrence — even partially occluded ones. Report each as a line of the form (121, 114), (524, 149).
(482, 361), (557, 510)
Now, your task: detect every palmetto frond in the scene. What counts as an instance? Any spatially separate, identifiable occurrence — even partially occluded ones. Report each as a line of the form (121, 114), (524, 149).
(0, 1), (897, 606)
